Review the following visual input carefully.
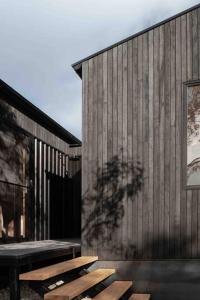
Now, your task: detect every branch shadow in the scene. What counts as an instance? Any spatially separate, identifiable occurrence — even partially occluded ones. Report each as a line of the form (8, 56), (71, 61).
(0, 100), (30, 182)
(81, 154), (144, 255)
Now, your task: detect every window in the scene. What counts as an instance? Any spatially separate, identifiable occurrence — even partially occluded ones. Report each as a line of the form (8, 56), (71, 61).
(187, 84), (200, 186)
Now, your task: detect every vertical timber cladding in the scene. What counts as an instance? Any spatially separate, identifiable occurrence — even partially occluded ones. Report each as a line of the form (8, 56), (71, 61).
(34, 139), (67, 240)
(82, 7), (200, 259)
(33, 139), (81, 241)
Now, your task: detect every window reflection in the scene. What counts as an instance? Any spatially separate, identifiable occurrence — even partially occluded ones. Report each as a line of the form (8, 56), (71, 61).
(0, 126), (30, 241)
(187, 85), (200, 185)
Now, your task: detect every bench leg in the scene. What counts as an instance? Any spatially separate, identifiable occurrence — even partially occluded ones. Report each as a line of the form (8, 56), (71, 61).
(73, 247), (76, 258)
(9, 267), (20, 300)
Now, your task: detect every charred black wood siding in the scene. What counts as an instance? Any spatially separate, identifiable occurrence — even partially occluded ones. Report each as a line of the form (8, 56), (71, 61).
(32, 139), (81, 241)
(0, 87), (81, 243)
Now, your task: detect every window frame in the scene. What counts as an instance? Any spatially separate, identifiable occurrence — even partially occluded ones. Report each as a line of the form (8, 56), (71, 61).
(183, 80), (200, 190)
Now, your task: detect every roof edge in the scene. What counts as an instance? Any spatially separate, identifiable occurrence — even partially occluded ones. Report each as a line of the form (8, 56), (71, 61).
(72, 2), (200, 78)
(0, 79), (81, 145)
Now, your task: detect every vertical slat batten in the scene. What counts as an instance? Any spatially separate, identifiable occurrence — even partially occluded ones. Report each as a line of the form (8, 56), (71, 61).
(102, 52), (108, 258)
(164, 22), (171, 257)
(117, 44), (123, 258)
(43, 143), (46, 239)
(39, 141), (42, 240)
(148, 30), (154, 258)
(97, 54), (103, 257)
(92, 56), (98, 256)
(180, 14), (187, 257)
(153, 27), (160, 258)
(34, 138), (38, 240)
(107, 49), (113, 256)
(159, 26), (165, 257)
(175, 16), (182, 257)
(127, 39), (133, 255)
(88, 58), (94, 255)
(142, 32), (149, 258)
(122, 42), (128, 257)
(170, 19), (176, 257)
(132, 37), (138, 257)
(137, 35), (143, 258)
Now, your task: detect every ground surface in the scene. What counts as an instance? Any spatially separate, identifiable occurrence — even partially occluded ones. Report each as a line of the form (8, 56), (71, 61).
(0, 282), (42, 300)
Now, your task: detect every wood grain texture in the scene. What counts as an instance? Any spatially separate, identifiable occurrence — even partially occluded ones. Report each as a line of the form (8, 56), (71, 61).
(129, 294), (151, 300)
(19, 256), (98, 281)
(81, 8), (200, 259)
(93, 281), (133, 300)
(44, 269), (115, 300)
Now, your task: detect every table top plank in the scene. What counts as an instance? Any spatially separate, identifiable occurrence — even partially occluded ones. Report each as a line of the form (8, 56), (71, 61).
(0, 240), (81, 266)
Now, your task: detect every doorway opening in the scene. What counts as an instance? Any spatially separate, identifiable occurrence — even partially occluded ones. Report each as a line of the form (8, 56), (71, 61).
(49, 160), (81, 240)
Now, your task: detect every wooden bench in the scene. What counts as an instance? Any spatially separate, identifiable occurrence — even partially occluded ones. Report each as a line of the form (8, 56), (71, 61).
(44, 268), (115, 299)
(93, 280), (133, 299)
(129, 294), (151, 300)
(19, 256), (98, 281)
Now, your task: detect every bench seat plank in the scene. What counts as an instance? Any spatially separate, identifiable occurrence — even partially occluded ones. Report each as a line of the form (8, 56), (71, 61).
(44, 268), (115, 300)
(129, 294), (151, 300)
(93, 281), (133, 300)
(19, 256), (98, 281)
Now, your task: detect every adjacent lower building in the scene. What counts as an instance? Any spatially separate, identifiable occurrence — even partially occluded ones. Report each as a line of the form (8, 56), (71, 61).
(0, 79), (81, 243)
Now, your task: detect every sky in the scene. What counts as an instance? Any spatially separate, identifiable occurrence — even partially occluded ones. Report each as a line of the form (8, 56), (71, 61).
(0, 0), (199, 139)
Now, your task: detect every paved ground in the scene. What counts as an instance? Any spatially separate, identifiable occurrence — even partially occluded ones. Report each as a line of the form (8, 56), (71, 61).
(0, 282), (42, 300)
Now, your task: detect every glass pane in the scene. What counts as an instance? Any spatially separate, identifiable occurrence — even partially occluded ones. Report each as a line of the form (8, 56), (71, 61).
(0, 182), (28, 241)
(0, 123), (30, 241)
(187, 85), (200, 185)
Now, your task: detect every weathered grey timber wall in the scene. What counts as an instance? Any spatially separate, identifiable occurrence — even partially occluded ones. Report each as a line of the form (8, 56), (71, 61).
(81, 7), (200, 259)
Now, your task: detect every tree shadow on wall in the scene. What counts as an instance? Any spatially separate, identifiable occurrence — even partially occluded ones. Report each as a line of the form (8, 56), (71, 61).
(82, 154), (144, 256)
(0, 101), (29, 182)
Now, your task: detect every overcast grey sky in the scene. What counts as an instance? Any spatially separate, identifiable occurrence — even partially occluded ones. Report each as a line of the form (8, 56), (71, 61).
(0, 0), (199, 139)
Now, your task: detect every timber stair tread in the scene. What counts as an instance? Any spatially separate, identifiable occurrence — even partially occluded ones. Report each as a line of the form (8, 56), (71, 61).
(92, 280), (133, 299)
(44, 268), (115, 300)
(19, 256), (98, 281)
(129, 294), (151, 300)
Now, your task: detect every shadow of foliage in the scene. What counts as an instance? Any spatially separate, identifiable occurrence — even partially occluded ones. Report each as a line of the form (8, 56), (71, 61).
(0, 100), (29, 182)
(82, 155), (144, 249)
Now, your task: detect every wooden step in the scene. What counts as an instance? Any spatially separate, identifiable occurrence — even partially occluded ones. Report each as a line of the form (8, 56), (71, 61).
(19, 256), (98, 281)
(44, 268), (115, 300)
(129, 294), (151, 300)
(93, 281), (133, 300)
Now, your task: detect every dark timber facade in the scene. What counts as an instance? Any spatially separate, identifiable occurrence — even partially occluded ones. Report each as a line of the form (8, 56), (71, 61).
(73, 3), (200, 261)
(0, 80), (81, 243)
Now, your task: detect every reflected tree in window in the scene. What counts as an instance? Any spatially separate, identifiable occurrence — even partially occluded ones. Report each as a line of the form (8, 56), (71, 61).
(0, 100), (30, 241)
(187, 85), (200, 185)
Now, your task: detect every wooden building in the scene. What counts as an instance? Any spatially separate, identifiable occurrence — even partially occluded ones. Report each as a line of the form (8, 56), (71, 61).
(0, 79), (81, 243)
(73, 4), (200, 298)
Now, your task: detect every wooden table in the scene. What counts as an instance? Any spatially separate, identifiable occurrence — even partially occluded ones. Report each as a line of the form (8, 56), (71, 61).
(0, 240), (81, 300)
